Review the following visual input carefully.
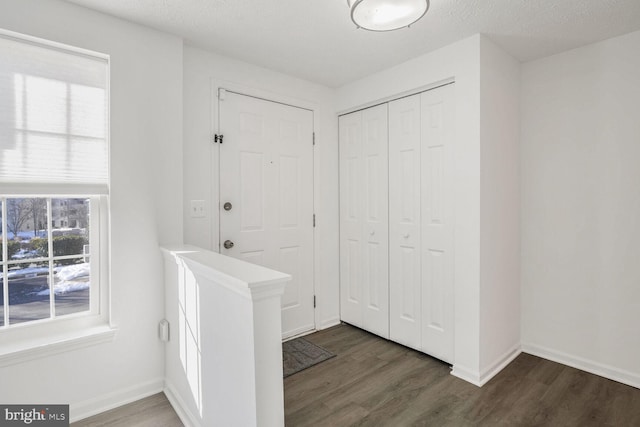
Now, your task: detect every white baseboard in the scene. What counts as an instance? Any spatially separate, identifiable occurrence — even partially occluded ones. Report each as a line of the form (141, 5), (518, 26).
(318, 316), (341, 330)
(478, 344), (521, 386)
(522, 342), (640, 390)
(450, 364), (481, 386)
(70, 377), (164, 423)
(282, 317), (341, 343)
(451, 344), (521, 387)
(164, 380), (201, 427)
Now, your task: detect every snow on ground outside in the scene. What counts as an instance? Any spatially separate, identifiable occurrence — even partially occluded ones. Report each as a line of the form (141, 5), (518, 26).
(11, 249), (40, 259)
(37, 262), (91, 296)
(7, 266), (49, 279)
(35, 263), (90, 296)
(3, 263), (90, 296)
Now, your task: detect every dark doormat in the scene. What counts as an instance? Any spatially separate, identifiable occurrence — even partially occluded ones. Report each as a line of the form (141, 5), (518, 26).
(283, 337), (336, 378)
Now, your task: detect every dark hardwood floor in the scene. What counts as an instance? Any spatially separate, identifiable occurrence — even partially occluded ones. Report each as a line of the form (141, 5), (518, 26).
(285, 324), (640, 426)
(71, 393), (183, 427)
(71, 324), (640, 426)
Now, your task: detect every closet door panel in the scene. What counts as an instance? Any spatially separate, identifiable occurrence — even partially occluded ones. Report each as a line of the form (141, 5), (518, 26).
(339, 111), (364, 327)
(389, 94), (422, 350)
(421, 84), (455, 363)
(361, 104), (389, 338)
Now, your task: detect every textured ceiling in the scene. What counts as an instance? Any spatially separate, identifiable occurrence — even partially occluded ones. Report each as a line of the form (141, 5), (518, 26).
(63, 0), (640, 88)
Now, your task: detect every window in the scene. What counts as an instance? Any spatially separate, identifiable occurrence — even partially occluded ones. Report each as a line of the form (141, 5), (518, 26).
(0, 29), (111, 354)
(1, 197), (98, 326)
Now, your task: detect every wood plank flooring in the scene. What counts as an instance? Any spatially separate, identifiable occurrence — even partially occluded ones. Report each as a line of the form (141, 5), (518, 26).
(71, 393), (182, 427)
(285, 324), (640, 426)
(72, 324), (640, 426)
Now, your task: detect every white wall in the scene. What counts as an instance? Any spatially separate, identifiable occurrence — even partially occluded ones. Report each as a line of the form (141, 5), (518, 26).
(521, 30), (640, 388)
(0, 0), (183, 419)
(479, 37), (521, 380)
(336, 35), (484, 381)
(182, 46), (340, 329)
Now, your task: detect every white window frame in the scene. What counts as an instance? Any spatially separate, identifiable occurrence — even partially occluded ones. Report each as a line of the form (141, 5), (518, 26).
(0, 196), (113, 366)
(0, 29), (114, 367)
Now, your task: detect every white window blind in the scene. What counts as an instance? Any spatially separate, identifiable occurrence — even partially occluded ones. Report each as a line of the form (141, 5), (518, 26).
(0, 31), (109, 195)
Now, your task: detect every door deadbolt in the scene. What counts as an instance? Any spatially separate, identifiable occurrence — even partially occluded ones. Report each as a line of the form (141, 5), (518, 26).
(223, 202), (232, 211)
(223, 240), (234, 249)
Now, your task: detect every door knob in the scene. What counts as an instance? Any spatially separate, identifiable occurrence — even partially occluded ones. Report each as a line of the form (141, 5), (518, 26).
(223, 240), (234, 249)
(223, 202), (232, 211)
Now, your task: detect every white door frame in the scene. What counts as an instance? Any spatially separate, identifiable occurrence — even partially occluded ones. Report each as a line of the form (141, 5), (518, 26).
(210, 79), (320, 334)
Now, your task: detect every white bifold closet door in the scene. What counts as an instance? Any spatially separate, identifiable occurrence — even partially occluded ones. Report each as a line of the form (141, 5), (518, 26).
(389, 84), (455, 363)
(419, 85), (455, 363)
(339, 103), (390, 338)
(389, 94), (422, 350)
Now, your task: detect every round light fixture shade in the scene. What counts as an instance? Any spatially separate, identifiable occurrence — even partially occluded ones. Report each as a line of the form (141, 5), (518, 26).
(347, 0), (429, 32)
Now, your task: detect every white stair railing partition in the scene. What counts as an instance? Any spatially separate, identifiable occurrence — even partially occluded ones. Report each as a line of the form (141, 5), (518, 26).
(161, 245), (290, 427)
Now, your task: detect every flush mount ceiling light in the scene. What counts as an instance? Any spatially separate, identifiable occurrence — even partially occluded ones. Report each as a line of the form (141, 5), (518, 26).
(347, 0), (429, 32)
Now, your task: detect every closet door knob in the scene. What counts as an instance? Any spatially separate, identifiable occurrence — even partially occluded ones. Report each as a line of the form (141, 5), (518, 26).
(370, 230), (375, 236)
(403, 233), (410, 239)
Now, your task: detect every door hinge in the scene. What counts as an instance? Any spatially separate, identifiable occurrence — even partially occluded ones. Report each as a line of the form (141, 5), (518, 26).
(313, 295), (316, 308)
(218, 88), (226, 101)
(312, 132), (316, 146)
(214, 134), (224, 144)
(313, 214), (316, 227)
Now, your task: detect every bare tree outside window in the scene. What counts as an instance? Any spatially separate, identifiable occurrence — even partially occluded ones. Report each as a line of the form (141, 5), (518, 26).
(6, 199), (29, 238)
(27, 198), (47, 237)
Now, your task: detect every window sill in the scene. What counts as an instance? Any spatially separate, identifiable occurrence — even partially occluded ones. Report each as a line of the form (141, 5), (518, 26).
(0, 324), (117, 368)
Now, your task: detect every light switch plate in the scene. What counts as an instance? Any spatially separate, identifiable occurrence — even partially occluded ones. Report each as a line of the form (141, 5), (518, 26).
(190, 200), (206, 218)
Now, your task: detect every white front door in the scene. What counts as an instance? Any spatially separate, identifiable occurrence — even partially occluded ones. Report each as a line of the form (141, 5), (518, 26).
(219, 90), (315, 339)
